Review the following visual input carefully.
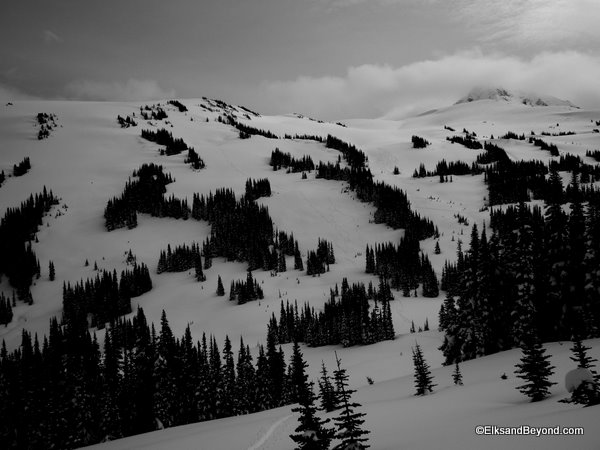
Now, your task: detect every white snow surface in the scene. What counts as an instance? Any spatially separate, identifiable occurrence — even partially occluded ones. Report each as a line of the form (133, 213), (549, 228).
(1, 97), (600, 449)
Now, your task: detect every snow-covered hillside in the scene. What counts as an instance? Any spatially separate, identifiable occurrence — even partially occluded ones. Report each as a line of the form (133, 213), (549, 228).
(1, 96), (599, 449)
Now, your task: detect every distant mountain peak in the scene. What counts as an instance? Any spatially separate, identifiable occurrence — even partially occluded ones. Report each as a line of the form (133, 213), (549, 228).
(455, 87), (578, 108)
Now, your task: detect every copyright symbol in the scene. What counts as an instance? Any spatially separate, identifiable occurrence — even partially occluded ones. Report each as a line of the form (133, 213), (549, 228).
(476, 426), (485, 435)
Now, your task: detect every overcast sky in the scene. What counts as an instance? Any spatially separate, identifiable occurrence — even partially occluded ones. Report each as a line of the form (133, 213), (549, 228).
(1, 0), (599, 119)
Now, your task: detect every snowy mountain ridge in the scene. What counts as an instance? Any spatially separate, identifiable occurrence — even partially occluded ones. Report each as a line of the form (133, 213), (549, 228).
(455, 86), (579, 108)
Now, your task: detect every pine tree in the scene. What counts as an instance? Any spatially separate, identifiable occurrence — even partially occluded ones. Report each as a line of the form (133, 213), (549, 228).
(48, 260), (55, 281)
(565, 336), (600, 406)
(412, 342), (436, 395)
(294, 242), (304, 271)
(194, 254), (206, 282)
(318, 361), (337, 412)
(332, 353), (370, 449)
(216, 275), (225, 296)
(452, 362), (463, 386)
(514, 332), (556, 402)
(289, 346), (334, 450)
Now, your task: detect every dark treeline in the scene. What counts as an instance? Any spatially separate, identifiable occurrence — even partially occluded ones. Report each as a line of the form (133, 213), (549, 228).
(0, 170), (5, 187)
(306, 239), (335, 276)
(366, 237), (439, 298)
(62, 263), (152, 329)
(529, 137), (559, 156)
(228, 271), (264, 304)
(220, 114), (279, 139)
(245, 178), (271, 201)
(485, 159), (548, 205)
(13, 157), (31, 177)
(446, 134), (483, 149)
(0, 293), (14, 326)
(268, 279), (395, 348)
(270, 148), (315, 172)
(104, 163), (189, 231)
(412, 135), (431, 149)
(139, 104), (167, 121)
(325, 135), (368, 168)
(191, 188), (297, 271)
(0, 306), (321, 449)
(184, 147), (206, 170)
(156, 243), (203, 276)
(587, 149), (600, 162)
(439, 175), (600, 364)
(167, 100), (188, 113)
(412, 160), (479, 179)
(500, 131), (526, 140)
(116, 115), (137, 128)
(476, 141), (510, 165)
(282, 133), (325, 142)
(0, 188), (58, 301)
(140, 128), (189, 156)
(316, 136), (437, 241)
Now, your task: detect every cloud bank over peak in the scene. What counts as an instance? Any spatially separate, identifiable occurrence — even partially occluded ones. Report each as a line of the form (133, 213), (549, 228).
(65, 79), (175, 102)
(262, 50), (600, 120)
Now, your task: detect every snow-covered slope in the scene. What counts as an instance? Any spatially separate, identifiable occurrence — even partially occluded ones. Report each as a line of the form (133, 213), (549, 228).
(1, 96), (600, 449)
(455, 87), (579, 108)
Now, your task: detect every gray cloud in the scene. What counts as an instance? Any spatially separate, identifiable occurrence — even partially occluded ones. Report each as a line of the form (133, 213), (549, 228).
(455, 0), (600, 47)
(43, 30), (63, 44)
(0, 82), (37, 101)
(262, 50), (600, 119)
(64, 79), (175, 101)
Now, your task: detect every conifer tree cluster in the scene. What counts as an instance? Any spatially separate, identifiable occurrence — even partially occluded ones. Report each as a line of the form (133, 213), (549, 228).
(191, 189), (300, 271)
(529, 137), (559, 156)
(0, 293), (13, 326)
(62, 263), (152, 329)
(440, 183), (600, 364)
(268, 280), (394, 348)
(306, 239), (335, 276)
(245, 177), (272, 200)
(270, 148), (316, 172)
(104, 163), (189, 231)
(228, 271), (264, 304)
(0, 306), (353, 449)
(412, 159), (479, 179)
(116, 115), (137, 128)
(282, 133), (325, 142)
(36, 112), (57, 139)
(0, 188), (58, 300)
(0, 170), (5, 188)
(219, 114), (279, 139)
(156, 243), (204, 275)
(13, 157), (31, 177)
(365, 238), (438, 297)
(184, 147), (205, 170)
(140, 128), (188, 156)
(139, 104), (167, 120)
(412, 135), (431, 149)
(167, 100), (188, 112)
(446, 134), (483, 149)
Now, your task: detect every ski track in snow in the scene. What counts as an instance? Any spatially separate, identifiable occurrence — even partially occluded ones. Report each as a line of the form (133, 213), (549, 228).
(247, 414), (293, 450)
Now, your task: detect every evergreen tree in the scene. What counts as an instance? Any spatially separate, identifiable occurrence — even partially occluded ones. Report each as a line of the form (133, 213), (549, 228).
(48, 260), (55, 281)
(452, 362), (463, 386)
(412, 343), (436, 395)
(566, 336), (600, 406)
(216, 275), (225, 296)
(332, 353), (370, 449)
(318, 361), (338, 412)
(514, 332), (556, 402)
